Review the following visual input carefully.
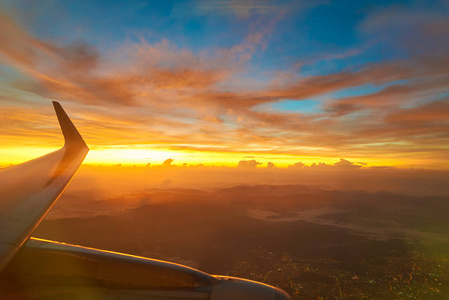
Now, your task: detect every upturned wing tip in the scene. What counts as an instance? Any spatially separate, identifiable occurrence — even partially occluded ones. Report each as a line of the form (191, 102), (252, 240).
(52, 101), (88, 149)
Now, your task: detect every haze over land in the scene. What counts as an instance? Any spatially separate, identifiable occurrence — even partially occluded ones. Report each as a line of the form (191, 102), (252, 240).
(37, 165), (449, 298)
(61, 163), (449, 198)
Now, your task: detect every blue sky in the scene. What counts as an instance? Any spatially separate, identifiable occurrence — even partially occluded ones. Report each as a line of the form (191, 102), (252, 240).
(0, 0), (448, 168)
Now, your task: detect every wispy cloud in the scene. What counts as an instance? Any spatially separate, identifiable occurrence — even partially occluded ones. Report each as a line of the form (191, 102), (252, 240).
(189, 0), (324, 18)
(0, 2), (448, 169)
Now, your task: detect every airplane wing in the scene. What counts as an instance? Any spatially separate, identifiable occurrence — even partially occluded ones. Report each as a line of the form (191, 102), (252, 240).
(0, 102), (290, 300)
(0, 101), (89, 272)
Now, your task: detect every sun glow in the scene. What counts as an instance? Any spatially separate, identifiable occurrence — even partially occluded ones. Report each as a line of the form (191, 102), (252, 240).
(84, 148), (331, 167)
(1, 140), (446, 170)
(0, 147), (56, 166)
(85, 147), (185, 165)
(0, 143), (440, 169)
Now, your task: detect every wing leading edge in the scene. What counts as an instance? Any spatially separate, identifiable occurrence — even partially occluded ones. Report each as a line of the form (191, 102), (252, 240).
(0, 102), (89, 272)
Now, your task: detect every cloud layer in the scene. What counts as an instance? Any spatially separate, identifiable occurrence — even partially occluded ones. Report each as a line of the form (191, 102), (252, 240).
(0, 1), (448, 168)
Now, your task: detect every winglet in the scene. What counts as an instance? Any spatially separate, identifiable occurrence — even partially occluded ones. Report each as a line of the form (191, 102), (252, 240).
(52, 101), (88, 149)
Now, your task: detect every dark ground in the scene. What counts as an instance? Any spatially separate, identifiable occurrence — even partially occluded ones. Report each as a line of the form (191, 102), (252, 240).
(35, 185), (449, 299)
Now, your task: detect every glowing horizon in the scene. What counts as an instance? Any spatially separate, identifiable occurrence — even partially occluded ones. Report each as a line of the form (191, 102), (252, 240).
(1, 143), (445, 170)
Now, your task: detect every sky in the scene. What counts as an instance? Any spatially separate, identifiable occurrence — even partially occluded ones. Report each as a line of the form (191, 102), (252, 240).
(0, 0), (448, 169)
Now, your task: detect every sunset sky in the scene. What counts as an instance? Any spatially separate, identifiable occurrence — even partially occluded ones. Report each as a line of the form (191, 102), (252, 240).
(0, 0), (448, 169)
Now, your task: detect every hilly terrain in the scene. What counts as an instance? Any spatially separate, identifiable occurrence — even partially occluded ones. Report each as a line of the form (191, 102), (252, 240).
(35, 185), (449, 299)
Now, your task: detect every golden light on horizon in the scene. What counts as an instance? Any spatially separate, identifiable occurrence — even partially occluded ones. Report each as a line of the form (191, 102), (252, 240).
(2, 143), (444, 169)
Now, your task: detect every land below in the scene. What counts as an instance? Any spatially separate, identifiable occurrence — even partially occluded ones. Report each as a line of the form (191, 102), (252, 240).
(35, 184), (449, 299)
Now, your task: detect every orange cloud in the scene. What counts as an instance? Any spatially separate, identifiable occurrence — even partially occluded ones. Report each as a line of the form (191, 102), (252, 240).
(288, 162), (305, 169)
(1, 8), (449, 170)
(287, 159), (364, 170)
(163, 158), (175, 167)
(237, 159), (262, 168)
(386, 100), (449, 124)
(333, 158), (363, 169)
